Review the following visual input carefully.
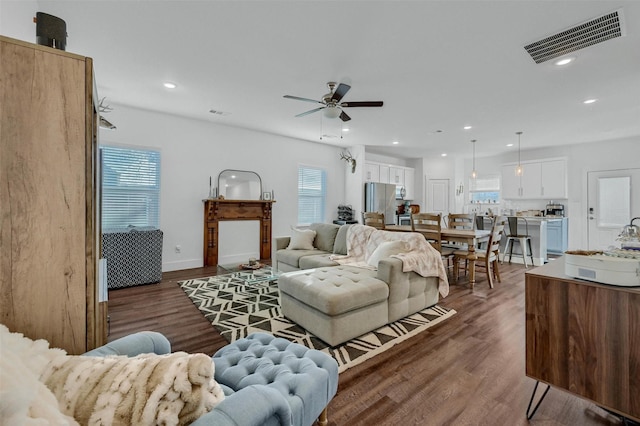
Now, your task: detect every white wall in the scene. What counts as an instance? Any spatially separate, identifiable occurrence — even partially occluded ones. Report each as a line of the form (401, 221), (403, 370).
(100, 104), (347, 271)
(0, 1), (38, 43)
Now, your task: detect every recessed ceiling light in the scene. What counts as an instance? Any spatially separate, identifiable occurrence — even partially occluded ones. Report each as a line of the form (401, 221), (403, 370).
(441, 153), (447, 157)
(554, 57), (575, 66)
(506, 143), (514, 147)
(342, 128), (349, 132)
(392, 141), (399, 145)
(583, 98), (597, 104)
(163, 82), (177, 89)
(463, 125), (472, 130)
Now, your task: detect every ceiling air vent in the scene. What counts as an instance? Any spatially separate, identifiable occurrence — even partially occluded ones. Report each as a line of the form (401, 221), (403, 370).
(524, 9), (626, 64)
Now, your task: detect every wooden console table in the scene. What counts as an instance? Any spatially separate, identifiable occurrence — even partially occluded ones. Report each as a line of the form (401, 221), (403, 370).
(202, 199), (275, 267)
(525, 258), (640, 422)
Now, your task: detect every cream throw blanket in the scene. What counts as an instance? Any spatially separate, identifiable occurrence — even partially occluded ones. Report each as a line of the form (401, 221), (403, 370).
(0, 324), (224, 426)
(331, 224), (450, 297)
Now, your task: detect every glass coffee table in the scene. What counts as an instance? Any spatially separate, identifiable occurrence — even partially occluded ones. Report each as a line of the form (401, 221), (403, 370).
(218, 263), (280, 285)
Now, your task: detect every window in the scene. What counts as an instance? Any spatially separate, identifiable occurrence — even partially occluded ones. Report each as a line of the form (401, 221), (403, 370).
(101, 146), (160, 230)
(298, 165), (326, 225)
(469, 175), (500, 204)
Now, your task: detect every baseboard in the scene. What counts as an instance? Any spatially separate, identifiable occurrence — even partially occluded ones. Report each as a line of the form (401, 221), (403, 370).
(163, 259), (202, 272)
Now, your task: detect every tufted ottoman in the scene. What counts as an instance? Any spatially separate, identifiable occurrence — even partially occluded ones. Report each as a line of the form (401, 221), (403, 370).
(212, 332), (339, 426)
(278, 266), (390, 346)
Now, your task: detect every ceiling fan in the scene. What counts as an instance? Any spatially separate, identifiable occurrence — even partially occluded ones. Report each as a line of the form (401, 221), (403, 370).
(284, 82), (383, 122)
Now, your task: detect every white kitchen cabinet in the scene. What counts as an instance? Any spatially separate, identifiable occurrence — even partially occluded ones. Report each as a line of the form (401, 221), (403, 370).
(520, 162), (542, 198)
(365, 163), (380, 182)
(379, 165), (390, 184)
(403, 168), (415, 200)
(541, 159), (567, 199)
(501, 159), (567, 200)
(390, 167), (404, 185)
(501, 164), (521, 199)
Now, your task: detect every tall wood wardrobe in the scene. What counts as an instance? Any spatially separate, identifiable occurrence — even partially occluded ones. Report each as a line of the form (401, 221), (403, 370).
(0, 35), (107, 354)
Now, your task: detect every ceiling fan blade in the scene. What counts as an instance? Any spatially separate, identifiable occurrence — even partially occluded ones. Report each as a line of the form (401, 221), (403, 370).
(341, 101), (384, 107)
(295, 107), (325, 118)
(339, 111), (351, 122)
(331, 83), (351, 102)
(284, 95), (323, 104)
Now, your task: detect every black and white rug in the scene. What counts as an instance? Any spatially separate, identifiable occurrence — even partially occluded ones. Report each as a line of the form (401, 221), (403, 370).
(178, 271), (456, 372)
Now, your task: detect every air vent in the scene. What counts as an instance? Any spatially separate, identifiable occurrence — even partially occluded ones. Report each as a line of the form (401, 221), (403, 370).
(524, 9), (625, 64)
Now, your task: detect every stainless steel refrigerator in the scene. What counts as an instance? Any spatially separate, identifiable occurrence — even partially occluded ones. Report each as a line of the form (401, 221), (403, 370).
(364, 182), (397, 225)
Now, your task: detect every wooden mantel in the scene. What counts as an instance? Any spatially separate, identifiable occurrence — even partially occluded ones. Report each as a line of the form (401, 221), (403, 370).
(203, 199), (275, 267)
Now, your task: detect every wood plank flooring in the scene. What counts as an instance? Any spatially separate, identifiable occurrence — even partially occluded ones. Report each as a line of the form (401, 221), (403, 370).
(107, 261), (624, 426)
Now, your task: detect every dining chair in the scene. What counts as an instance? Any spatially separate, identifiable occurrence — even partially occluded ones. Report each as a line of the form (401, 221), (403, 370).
(410, 212), (443, 252)
(412, 213), (456, 274)
(363, 212), (386, 229)
(446, 213), (476, 230)
(443, 213), (476, 252)
(503, 216), (534, 268)
(453, 222), (505, 288)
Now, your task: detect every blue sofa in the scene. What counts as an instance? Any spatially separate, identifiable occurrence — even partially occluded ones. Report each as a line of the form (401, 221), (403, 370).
(85, 331), (339, 426)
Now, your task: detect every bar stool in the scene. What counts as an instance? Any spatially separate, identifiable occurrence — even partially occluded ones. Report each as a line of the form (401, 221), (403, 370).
(503, 216), (534, 268)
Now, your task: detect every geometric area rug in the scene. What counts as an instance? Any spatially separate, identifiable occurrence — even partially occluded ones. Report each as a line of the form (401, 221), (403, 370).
(178, 272), (456, 373)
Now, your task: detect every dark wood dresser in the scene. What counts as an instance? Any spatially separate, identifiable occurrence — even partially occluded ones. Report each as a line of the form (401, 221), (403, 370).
(525, 258), (640, 422)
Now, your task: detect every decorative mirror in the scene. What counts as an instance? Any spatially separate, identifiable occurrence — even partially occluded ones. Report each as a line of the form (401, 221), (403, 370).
(217, 169), (262, 200)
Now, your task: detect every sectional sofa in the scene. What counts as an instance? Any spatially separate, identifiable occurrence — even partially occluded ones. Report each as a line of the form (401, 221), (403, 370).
(275, 223), (448, 346)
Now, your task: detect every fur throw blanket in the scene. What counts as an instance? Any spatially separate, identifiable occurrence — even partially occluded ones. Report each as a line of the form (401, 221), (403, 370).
(332, 224), (450, 297)
(0, 324), (224, 426)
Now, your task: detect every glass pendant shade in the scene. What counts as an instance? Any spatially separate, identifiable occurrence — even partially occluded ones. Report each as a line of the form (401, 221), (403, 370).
(515, 132), (523, 176)
(470, 139), (477, 179)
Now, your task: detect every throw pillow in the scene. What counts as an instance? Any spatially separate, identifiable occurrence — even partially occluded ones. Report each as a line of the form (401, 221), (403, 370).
(367, 240), (409, 267)
(286, 227), (317, 250)
(309, 223), (340, 252)
(41, 351), (225, 426)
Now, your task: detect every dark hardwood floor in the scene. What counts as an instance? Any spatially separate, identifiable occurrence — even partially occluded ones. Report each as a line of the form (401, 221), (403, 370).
(108, 261), (623, 426)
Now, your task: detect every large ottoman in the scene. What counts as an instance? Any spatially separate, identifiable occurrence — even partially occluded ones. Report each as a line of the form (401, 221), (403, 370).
(278, 266), (390, 346)
(211, 333), (339, 426)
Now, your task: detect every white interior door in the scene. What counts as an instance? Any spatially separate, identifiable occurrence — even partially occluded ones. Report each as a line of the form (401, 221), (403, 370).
(587, 168), (640, 250)
(427, 179), (449, 222)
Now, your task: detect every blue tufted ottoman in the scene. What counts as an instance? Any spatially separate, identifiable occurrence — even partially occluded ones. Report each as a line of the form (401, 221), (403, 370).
(212, 333), (339, 426)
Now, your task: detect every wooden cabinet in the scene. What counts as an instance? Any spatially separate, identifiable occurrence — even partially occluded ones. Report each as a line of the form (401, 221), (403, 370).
(502, 159), (567, 199)
(0, 36), (105, 354)
(525, 259), (640, 422)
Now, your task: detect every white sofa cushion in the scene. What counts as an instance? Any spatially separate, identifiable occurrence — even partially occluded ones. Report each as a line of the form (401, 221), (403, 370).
(286, 228), (317, 250)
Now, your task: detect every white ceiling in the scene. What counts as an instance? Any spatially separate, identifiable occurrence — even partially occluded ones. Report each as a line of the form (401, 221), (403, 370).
(34, 0), (640, 159)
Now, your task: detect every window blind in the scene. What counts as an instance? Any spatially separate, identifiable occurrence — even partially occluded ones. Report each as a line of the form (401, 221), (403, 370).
(101, 146), (161, 229)
(298, 166), (326, 225)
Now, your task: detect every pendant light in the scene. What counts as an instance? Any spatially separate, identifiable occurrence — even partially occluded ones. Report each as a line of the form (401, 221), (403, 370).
(515, 131), (523, 176)
(470, 139), (477, 179)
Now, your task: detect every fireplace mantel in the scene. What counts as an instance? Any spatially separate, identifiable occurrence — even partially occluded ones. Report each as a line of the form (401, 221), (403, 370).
(202, 199), (275, 267)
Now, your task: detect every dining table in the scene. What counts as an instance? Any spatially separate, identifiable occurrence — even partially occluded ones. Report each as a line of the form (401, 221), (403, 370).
(385, 225), (492, 287)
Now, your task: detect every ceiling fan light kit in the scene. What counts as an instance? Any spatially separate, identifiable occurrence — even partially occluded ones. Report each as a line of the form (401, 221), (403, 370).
(284, 81), (383, 123)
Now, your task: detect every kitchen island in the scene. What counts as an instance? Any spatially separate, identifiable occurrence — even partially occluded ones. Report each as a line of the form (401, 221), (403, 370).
(480, 216), (565, 266)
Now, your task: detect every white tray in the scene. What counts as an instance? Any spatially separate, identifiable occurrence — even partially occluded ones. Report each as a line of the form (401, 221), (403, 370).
(565, 253), (640, 287)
